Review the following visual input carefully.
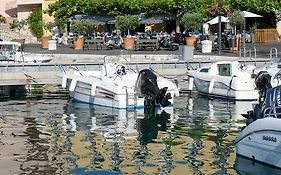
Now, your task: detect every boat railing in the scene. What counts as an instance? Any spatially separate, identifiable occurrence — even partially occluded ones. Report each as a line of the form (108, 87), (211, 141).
(239, 46), (257, 59)
(263, 106), (281, 118)
(270, 47), (278, 60)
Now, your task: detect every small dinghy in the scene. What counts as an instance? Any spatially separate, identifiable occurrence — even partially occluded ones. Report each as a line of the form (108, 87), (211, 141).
(235, 70), (281, 168)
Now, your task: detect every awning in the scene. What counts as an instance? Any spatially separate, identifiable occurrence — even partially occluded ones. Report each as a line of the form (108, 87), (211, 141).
(140, 17), (163, 25)
(206, 16), (229, 25)
(241, 11), (262, 18)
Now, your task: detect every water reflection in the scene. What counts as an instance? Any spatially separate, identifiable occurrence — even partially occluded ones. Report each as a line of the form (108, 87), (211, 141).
(235, 156), (281, 175)
(61, 100), (179, 174)
(0, 93), (267, 174)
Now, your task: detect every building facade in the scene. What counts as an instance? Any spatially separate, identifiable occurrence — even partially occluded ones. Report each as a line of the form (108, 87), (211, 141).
(0, 0), (17, 24)
(0, 0), (55, 24)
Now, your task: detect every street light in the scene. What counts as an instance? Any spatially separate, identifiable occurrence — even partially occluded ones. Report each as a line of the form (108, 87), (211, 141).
(218, 0), (224, 55)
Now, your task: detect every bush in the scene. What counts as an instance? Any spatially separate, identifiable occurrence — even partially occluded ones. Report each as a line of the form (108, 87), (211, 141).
(28, 10), (44, 39)
(10, 19), (27, 31)
(0, 15), (6, 23)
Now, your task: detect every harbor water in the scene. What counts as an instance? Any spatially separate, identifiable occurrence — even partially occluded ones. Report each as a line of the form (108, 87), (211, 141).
(1, 91), (281, 175)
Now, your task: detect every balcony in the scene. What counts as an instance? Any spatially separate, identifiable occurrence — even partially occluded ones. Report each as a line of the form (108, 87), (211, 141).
(17, 0), (43, 5)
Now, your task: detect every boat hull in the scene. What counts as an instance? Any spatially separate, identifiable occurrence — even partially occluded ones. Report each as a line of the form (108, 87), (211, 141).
(193, 75), (258, 101)
(235, 117), (281, 168)
(62, 68), (177, 109)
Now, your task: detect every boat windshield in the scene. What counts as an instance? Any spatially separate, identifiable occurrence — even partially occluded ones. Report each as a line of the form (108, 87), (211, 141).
(0, 43), (22, 52)
(218, 64), (232, 76)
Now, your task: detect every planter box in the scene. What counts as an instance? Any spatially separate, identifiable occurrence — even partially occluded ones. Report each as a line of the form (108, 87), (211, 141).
(201, 40), (212, 53)
(73, 38), (85, 50)
(123, 37), (135, 50)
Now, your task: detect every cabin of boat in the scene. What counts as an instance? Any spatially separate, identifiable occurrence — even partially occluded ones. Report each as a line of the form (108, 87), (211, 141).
(188, 61), (258, 101)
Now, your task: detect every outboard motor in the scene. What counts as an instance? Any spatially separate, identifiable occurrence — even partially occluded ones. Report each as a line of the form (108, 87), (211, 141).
(135, 69), (171, 108)
(242, 71), (281, 125)
(254, 71), (272, 104)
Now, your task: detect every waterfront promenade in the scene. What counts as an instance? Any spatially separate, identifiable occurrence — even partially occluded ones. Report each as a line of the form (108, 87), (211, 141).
(0, 41), (280, 86)
(22, 42), (281, 62)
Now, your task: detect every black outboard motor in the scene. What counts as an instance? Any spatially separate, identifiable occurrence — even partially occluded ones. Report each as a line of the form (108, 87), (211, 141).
(135, 69), (171, 108)
(242, 71), (281, 125)
(254, 71), (272, 104)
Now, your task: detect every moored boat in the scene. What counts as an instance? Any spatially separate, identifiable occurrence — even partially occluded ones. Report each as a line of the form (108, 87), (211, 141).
(235, 71), (281, 168)
(187, 61), (259, 101)
(0, 41), (53, 63)
(60, 58), (179, 109)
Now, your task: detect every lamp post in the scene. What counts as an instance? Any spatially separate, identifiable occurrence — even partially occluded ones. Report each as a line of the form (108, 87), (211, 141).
(218, 0), (224, 55)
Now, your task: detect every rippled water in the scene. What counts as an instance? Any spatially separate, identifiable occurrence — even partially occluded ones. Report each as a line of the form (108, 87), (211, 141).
(1, 92), (281, 175)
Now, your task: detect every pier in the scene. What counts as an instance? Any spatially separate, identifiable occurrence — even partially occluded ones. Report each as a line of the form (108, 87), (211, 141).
(0, 56), (273, 86)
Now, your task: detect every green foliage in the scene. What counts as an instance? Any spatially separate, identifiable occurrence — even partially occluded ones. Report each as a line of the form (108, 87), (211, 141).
(115, 15), (139, 35)
(46, 0), (281, 30)
(28, 10), (43, 39)
(228, 10), (245, 26)
(70, 19), (94, 34)
(44, 21), (55, 33)
(181, 12), (203, 31)
(10, 19), (27, 31)
(0, 15), (6, 23)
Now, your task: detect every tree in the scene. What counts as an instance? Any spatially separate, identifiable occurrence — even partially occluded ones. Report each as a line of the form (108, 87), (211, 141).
(181, 12), (204, 33)
(228, 10), (245, 34)
(115, 15), (139, 36)
(71, 19), (94, 35)
(27, 10), (44, 39)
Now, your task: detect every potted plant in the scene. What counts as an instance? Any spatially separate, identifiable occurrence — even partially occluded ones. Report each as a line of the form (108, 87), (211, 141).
(71, 19), (93, 50)
(41, 21), (55, 49)
(181, 12), (203, 47)
(115, 15), (139, 50)
(228, 10), (245, 51)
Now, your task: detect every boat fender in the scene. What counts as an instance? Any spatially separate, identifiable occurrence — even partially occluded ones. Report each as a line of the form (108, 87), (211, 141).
(209, 79), (214, 93)
(62, 75), (67, 88)
(91, 83), (96, 96)
(69, 79), (77, 92)
(188, 76), (194, 91)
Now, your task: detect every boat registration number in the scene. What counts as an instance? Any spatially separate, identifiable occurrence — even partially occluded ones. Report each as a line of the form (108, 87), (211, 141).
(262, 135), (277, 142)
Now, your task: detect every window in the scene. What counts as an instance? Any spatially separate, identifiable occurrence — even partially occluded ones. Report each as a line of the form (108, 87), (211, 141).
(218, 64), (231, 76)
(200, 68), (209, 73)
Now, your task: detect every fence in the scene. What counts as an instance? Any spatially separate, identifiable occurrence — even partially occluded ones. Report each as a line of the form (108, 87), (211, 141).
(255, 28), (279, 43)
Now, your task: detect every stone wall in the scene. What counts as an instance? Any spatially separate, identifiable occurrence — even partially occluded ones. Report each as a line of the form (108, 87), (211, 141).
(0, 24), (38, 43)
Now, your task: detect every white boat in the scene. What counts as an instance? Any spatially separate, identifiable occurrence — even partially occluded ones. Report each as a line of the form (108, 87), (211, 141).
(187, 61), (259, 101)
(235, 117), (281, 168)
(235, 75), (281, 168)
(0, 41), (53, 63)
(60, 59), (179, 109)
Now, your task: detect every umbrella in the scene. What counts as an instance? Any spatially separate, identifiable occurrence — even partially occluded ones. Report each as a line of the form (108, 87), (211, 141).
(240, 11), (262, 48)
(241, 11), (263, 18)
(207, 16), (229, 25)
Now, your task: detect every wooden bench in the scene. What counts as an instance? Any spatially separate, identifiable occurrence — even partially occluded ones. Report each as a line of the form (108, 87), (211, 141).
(135, 39), (159, 50)
(84, 38), (104, 50)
